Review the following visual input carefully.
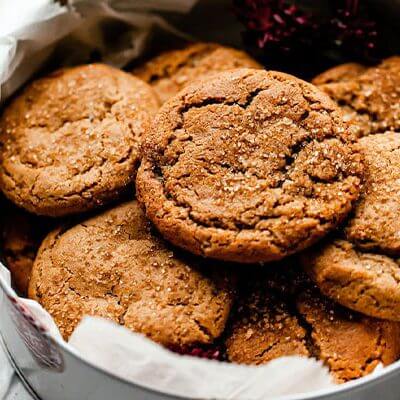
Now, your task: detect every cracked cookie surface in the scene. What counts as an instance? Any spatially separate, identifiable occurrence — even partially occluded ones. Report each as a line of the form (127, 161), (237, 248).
(318, 57), (400, 137)
(225, 277), (310, 365)
(28, 201), (235, 347)
(0, 64), (159, 217)
(303, 132), (400, 320)
(312, 63), (366, 85)
(225, 264), (400, 383)
(133, 43), (262, 104)
(346, 132), (400, 252)
(136, 68), (363, 263)
(303, 240), (400, 321)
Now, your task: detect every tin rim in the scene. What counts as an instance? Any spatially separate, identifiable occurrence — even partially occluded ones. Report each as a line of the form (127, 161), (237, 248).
(1, 268), (399, 400)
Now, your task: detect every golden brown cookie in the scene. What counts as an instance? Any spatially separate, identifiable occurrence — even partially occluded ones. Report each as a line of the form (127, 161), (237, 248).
(137, 68), (363, 263)
(0, 64), (159, 217)
(225, 265), (400, 383)
(225, 284), (310, 365)
(133, 42), (262, 103)
(1, 201), (53, 295)
(296, 289), (400, 383)
(29, 201), (235, 347)
(303, 239), (400, 322)
(346, 132), (400, 252)
(303, 132), (400, 320)
(318, 57), (400, 137)
(312, 63), (366, 85)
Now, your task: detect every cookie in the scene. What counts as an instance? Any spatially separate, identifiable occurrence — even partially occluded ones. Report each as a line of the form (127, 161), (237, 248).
(136, 68), (363, 263)
(225, 265), (400, 382)
(303, 132), (400, 320)
(318, 57), (400, 137)
(303, 239), (400, 321)
(133, 42), (262, 103)
(224, 284), (310, 365)
(296, 289), (400, 383)
(312, 63), (366, 85)
(0, 64), (159, 217)
(0, 201), (53, 295)
(29, 201), (235, 347)
(346, 132), (400, 252)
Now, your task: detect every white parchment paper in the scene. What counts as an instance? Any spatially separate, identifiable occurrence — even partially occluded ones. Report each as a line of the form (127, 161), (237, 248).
(0, 259), (334, 400)
(0, 1), (337, 399)
(0, 0), (194, 103)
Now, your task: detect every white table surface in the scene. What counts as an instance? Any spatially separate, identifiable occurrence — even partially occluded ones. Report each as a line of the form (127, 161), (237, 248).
(0, 339), (34, 400)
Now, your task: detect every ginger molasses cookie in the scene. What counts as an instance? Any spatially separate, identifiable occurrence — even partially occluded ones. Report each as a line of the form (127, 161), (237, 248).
(312, 63), (366, 85)
(304, 240), (400, 322)
(346, 132), (400, 252)
(133, 43), (262, 103)
(0, 201), (53, 295)
(29, 201), (235, 347)
(137, 68), (363, 263)
(318, 57), (400, 137)
(225, 284), (310, 365)
(225, 265), (400, 383)
(296, 289), (400, 382)
(303, 132), (400, 320)
(0, 64), (159, 217)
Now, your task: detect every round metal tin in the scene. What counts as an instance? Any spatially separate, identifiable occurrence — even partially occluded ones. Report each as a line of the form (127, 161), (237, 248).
(1, 270), (400, 400)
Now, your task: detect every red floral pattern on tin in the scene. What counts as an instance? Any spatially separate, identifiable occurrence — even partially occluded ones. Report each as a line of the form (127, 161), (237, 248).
(7, 294), (64, 371)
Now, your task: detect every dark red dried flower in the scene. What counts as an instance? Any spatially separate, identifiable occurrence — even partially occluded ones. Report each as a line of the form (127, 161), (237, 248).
(330, 0), (378, 59)
(233, 0), (317, 53)
(171, 344), (225, 361)
(234, 0), (379, 63)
